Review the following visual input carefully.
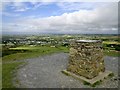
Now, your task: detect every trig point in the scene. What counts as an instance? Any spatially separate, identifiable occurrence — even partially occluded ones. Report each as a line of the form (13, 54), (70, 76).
(62, 40), (113, 85)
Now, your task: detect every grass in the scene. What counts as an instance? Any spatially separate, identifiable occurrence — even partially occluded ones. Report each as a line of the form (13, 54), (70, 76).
(108, 73), (114, 77)
(0, 58), (2, 89)
(103, 41), (120, 45)
(9, 46), (69, 51)
(3, 46), (69, 62)
(2, 62), (24, 88)
(2, 45), (119, 88)
(104, 50), (120, 57)
(83, 81), (91, 85)
(83, 80), (102, 87)
(2, 46), (69, 88)
(91, 80), (102, 87)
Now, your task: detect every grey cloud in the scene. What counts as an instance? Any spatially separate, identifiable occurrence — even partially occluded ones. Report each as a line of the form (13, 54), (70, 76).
(2, 2), (118, 34)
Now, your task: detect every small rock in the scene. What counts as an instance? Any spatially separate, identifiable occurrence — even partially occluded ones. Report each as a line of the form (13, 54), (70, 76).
(23, 74), (27, 78)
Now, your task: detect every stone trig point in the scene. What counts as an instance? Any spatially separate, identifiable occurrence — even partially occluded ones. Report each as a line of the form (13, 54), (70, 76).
(62, 40), (113, 85)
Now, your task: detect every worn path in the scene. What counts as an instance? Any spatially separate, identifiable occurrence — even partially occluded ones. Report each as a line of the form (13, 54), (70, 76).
(16, 53), (118, 88)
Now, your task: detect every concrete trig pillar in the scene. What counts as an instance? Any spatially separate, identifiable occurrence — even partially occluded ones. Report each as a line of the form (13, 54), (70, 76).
(67, 40), (105, 79)
(62, 40), (113, 85)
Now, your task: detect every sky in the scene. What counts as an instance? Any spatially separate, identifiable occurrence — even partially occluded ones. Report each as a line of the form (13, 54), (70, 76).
(1, 2), (118, 34)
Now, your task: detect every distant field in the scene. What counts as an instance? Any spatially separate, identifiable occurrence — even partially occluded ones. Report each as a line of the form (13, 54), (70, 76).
(9, 46), (69, 51)
(103, 41), (120, 44)
(3, 46), (69, 62)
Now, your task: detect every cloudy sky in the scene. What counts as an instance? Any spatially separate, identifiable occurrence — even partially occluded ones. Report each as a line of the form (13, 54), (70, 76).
(2, 2), (118, 34)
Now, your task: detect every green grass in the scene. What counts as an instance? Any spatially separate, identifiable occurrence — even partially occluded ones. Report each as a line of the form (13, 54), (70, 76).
(2, 46), (69, 88)
(108, 73), (114, 77)
(9, 46), (69, 51)
(83, 80), (102, 87)
(104, 50), (120, 57)
(2, 62), (24, 88)
(2, 45), (119, 88)
(3, 46), (69, 62)
(83, 81), (91, 86)
(0, 58), (2, 89)
(103, 41), (120, 45)
(91, 80), (102, 87)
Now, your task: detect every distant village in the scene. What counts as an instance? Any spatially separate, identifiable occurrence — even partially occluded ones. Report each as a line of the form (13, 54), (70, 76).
(2, 34), (120, 51)
(2, 35), (76, 48)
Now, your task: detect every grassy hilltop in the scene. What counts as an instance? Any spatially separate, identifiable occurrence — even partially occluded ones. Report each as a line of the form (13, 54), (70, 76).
(2, 34), (120, 88)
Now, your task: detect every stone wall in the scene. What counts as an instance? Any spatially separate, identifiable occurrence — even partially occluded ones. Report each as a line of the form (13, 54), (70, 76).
(67, 40), (105, 79)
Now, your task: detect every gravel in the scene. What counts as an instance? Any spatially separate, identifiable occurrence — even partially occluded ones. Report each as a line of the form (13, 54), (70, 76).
(16, 53), (118, 88)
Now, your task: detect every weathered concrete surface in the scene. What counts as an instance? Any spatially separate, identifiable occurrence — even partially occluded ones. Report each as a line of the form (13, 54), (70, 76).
(62, 70), (113, 85)
(15, 53), (118, 88)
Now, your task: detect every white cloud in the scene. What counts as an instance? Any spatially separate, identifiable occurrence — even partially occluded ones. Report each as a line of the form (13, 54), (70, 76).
(2, 12), (20, 17)
(1, 0), (119, 2)
(56, 2), (105, 11)
(0, 2), (29, 13)
(2, 2), (118, 34)
(31, 2), (53, 10)
(1, 2), (53, 12)
(10, 2), (30, 12)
